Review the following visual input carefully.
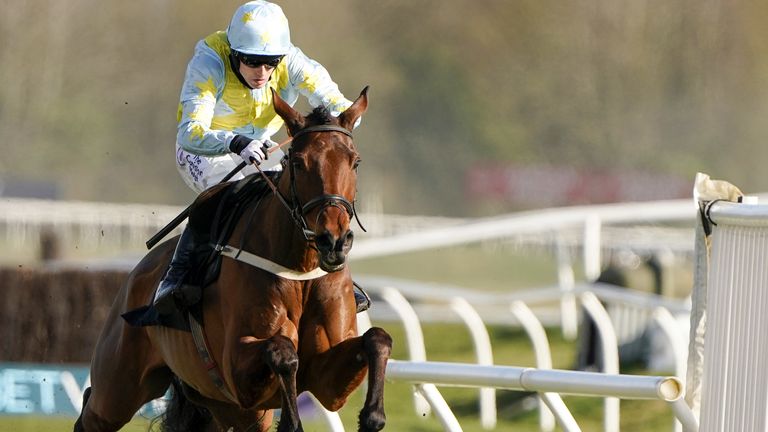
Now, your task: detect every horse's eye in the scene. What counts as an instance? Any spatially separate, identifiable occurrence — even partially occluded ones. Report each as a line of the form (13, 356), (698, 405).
(290, 154), (307, 171)
(353, 158), (362, 169)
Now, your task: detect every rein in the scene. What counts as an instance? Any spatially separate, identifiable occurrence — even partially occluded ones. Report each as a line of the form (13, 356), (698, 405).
(253, 124), (365, 243)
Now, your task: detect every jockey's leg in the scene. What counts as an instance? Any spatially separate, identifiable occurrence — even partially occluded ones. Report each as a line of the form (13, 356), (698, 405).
(153, 226), (201, 315)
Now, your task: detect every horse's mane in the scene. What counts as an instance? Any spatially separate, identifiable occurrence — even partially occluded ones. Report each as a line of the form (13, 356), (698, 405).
(305, 106), (335, 126)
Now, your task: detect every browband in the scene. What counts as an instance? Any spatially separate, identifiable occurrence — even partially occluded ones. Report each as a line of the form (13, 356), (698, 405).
(291, 125), (352, 140)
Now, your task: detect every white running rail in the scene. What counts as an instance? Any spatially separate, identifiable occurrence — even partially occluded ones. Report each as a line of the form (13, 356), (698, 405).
(581, 292), (620, 432)
(386, 360), (698, 431)
(510, 301), (557, 431)
(350, 280), (693, 431)
(694, 201), (768, 431)
(449, 297), (496, 429)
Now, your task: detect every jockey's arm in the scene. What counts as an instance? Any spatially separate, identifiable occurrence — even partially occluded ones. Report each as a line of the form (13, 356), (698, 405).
(176, 42), (237, 156)
(285, 46), (361, 128)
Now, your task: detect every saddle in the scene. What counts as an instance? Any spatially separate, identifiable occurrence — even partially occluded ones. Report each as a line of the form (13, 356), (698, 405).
(191, 172), (279, 288)
(122, 172), (279, 331)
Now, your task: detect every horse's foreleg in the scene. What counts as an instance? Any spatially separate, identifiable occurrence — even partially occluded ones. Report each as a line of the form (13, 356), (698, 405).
(270, 337), (302, 432)
(302, 327), (392, 432)
(233, 335), (303, 432)
(356, 327), (392, 432)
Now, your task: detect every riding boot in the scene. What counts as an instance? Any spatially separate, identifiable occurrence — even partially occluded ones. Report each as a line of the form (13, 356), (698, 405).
(353, 281), (371, 313)
(153, 227), (200, 315)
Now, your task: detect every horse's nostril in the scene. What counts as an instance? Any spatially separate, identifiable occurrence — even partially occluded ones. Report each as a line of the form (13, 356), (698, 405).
(316, 233), (334, 250)
(343, 231), (354, 248)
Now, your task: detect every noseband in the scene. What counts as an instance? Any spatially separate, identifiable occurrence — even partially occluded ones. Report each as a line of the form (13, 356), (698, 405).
(260, 125), (364, 242)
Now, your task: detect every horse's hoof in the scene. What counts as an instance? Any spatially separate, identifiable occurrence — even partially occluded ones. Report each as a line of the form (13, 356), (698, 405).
(359, 409), (386, 432)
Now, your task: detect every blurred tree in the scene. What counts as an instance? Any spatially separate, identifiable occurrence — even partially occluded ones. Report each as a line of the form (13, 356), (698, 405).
(1, 0), (768, 215)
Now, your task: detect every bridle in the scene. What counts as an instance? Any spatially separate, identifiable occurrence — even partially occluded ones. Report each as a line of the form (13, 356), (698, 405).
(255, 125), (366, 243)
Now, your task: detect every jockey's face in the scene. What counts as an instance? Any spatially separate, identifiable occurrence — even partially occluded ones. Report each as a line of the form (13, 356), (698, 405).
(239, 63), (275, 89)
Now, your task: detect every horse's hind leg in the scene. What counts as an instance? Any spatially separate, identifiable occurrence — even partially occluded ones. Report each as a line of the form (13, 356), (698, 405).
(76, 365), (171, 432)
(233, 335), (303, 432)
(77, 314), (172, 431)
(73, 387), (91, 432)
(301, 327), (392, 432)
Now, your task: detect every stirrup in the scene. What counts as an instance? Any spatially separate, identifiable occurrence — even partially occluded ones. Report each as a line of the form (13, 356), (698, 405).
(353, 281), (371, 313)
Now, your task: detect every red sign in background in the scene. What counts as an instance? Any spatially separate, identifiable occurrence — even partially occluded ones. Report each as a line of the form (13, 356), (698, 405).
(466, 164), (691, 207)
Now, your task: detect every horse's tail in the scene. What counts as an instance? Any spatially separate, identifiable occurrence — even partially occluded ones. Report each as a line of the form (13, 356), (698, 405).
(153, 376), (212, 432)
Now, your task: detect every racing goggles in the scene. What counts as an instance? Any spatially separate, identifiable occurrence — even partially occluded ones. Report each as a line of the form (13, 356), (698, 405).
(234, 52), (284, 68)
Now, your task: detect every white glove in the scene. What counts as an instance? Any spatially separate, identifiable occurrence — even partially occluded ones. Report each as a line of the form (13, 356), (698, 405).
(238, 140), (267, 165)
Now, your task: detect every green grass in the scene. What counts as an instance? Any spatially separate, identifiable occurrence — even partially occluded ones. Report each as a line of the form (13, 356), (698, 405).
(0, 416), (151, 431)
(351, 244), (571, 291)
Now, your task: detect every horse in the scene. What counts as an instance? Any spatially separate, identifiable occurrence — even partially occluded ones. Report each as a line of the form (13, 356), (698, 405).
(73, 87), (392, 432)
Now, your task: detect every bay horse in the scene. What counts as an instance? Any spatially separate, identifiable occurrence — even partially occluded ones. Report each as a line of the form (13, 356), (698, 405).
(74, 87), (392, 432)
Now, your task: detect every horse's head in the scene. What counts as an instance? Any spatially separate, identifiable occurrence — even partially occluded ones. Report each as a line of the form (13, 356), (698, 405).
(272, 87), (368, 272)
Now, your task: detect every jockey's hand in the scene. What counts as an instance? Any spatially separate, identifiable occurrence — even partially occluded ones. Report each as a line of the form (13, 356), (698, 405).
(240, 140), (267, 165)
(230, 136), (267, 165)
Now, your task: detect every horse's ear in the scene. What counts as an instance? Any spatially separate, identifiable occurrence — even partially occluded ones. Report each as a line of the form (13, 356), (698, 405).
(338, 86), (369, 131)
(272, 88), (305, 135)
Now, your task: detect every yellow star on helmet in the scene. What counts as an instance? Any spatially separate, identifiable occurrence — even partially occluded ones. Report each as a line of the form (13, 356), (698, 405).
(241, 11), (254, 24)
(259, 29), (274, 45)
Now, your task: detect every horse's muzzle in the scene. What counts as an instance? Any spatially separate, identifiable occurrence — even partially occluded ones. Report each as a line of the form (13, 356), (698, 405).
(316, 229), (354, 272)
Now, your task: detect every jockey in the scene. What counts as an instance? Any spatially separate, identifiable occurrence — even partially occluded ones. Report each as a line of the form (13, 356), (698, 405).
(154, 0), (369, 315)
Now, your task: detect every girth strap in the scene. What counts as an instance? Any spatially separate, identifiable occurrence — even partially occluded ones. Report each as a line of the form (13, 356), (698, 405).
(189, 315), (238, 404)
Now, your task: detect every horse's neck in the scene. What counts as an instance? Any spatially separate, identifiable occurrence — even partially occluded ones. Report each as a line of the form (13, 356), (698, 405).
(247, 195), (319, 272)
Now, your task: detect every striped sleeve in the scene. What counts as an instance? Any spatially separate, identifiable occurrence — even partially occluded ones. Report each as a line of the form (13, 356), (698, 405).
(285, 46), (354, 118)
(176, 41), (235, 155)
